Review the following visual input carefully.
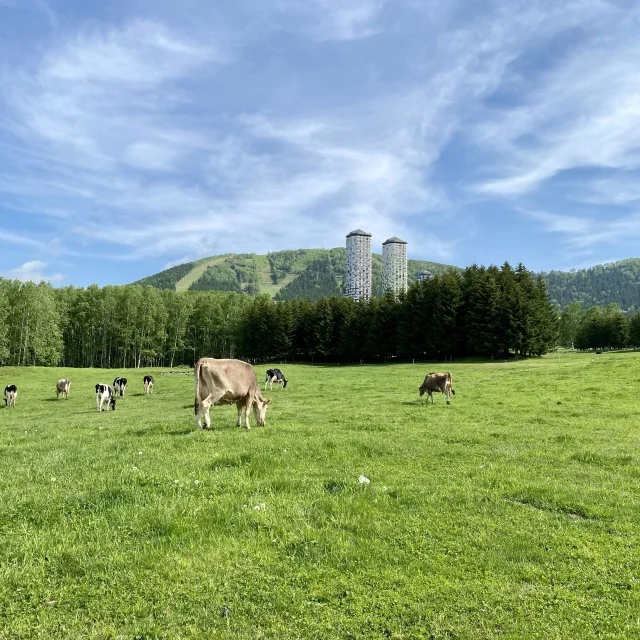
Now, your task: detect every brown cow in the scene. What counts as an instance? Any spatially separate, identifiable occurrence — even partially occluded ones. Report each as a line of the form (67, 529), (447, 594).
(419, 372), (455, 405)
(194, 358), (270, 430)
(56, 378), (71, 399)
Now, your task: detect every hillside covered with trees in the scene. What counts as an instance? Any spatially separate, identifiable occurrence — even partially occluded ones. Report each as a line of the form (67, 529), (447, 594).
(134, 249), (457, 300)
(542, 259), (640, 311)
(135, 252), (640, 310)
(1, 263), (558, 367)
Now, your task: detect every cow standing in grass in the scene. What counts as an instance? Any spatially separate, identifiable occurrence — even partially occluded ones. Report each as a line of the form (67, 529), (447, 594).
(194, 358), (270, 430)
(56, 378), (71, 399)
(4, 385), (17, 407)
(419, 372), (455, 405)
(264, 368), (288, 390)
(96, 384), (116, 412)
(113, 377), (127, 398)
(143, 375), (154, 395)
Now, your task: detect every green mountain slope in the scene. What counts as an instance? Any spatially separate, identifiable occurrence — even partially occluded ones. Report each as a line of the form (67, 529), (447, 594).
(134, 248), (453, 299)
(135, 252), (640, 310)
(542, 259), (640, 311)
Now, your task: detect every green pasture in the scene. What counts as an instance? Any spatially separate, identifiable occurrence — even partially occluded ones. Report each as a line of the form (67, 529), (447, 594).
(0, 353), (639, 639)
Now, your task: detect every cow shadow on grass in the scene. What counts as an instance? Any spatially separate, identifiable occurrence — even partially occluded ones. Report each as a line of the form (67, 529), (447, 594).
(167, 427), (194, 436)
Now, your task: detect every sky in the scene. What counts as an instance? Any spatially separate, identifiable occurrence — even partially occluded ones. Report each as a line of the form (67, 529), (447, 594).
(1, 0), (640, 287)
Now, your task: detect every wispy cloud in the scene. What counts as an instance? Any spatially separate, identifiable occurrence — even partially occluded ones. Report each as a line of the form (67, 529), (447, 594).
(526, 209), (640, 250)
(473, 3), (640, 196)
(3, 260), (64, 284)
(276, 0), (386, 41)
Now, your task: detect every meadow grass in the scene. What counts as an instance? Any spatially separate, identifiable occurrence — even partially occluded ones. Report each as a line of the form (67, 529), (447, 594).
(0, 353), (639, 639)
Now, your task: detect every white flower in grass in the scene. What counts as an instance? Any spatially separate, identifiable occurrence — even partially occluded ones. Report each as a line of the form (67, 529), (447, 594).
(138, 451), (143, 456)
(253, 503), (267, 511)
(174, 479), (179, 484)
(51, 477), (57, 482)
(358, 475), (370, 485)
(194, 480), (200, 485)
(283, 449), (287, 454)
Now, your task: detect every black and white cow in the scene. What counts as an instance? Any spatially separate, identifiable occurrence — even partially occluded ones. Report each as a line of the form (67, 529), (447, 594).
(95, 384), (116, 412)
(113, 377), (127, 398)
(143, 375), (154, 395)
(264, 368), (288, 391)
(4, 384), (17, 407)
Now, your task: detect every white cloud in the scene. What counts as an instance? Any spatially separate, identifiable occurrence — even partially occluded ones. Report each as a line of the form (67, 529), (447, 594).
(525, 209), (640, 250)
(473, 3), (640, 195)
(3, 260), (64, 284)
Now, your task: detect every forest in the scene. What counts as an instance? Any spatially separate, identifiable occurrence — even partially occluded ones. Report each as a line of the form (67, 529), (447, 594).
(0, 263), (559, 367)
(558, 301), (640, 351)
(543, 258), (640, 310)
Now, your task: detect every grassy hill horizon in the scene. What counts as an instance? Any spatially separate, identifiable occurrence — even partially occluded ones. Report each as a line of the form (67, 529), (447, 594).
(134, 248), (456, 301)
(134, 250), (640, 310)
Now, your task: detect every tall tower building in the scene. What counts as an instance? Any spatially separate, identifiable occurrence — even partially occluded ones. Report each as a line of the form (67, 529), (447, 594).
(382, 237), (408, 295)
(345, 229), (372, 300)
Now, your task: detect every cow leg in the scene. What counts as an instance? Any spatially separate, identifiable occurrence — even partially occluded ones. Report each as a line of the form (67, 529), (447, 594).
(446, 390), (451, 405)
(429, 391), (434, 404)
(242, 394), (252, 429)
(196, 397), (213, 429)
(236, 401), (244, 427)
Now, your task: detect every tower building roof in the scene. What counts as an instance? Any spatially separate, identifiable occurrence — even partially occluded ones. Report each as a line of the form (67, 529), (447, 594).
(382, 236), (407, 245)
(346, 229), (372, 238)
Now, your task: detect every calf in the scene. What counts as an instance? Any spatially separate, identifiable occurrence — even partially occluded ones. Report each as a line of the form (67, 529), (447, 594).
(264, 368), (288, 391)
(113, 377), (127, 398)
(143, 375), (154, 395)
(95, 384), (116, 412)
(418, 372), (455, 405)
(56, 378), (71, 399)
(4, 385), (17, 408)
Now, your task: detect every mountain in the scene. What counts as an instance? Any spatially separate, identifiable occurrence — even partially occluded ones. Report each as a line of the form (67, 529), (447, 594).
(134, 252), (640, 311)
(541, 259), (640, 311)
(133, 248), (454, 299)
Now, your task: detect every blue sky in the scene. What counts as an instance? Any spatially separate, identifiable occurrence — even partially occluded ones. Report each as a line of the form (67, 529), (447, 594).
(1, 0), (639, 286)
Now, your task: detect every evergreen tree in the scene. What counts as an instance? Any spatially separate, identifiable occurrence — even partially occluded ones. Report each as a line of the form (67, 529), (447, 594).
(629, 311), (640, 348)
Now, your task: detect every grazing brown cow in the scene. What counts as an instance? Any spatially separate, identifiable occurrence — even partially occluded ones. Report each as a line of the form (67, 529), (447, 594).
(419, 372), (455, 405)
(194, 358), (270, 430)
(56, 378), (71, 399)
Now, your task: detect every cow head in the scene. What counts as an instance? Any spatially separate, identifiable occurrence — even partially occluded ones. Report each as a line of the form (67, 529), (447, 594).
(252, 396), (270, 426)
(110, 396), (117, 410)
(418, 385), (426, 397)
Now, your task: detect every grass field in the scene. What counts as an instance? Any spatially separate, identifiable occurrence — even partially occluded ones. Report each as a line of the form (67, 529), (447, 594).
(0, 353), (639, 639)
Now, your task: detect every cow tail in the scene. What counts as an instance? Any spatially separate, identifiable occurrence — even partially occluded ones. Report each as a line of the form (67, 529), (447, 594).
(194, 359), (201, 415)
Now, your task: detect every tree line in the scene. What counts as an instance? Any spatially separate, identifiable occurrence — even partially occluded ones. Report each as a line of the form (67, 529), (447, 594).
(558, 301), (640, 351)
(0, 262), (559, 368)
